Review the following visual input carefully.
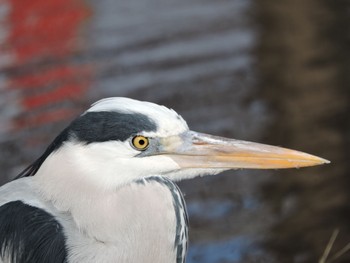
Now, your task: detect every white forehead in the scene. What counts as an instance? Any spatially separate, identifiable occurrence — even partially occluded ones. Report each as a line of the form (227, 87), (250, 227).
(87, 97), (189, 136)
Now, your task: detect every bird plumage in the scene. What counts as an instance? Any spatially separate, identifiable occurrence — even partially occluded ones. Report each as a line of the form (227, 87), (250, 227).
(0, 178), (67, 263)
(0, 176), (187, 263)
(1, 98), (190, 263)
(0, 97), (328, 263)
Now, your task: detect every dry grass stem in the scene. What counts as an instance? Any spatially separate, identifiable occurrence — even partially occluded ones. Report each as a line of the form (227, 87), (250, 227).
(319, 229), (339, 263)
(328, 242), (350, 263)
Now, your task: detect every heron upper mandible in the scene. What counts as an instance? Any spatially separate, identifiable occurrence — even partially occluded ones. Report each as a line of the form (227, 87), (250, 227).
(0, 97), (329, 263)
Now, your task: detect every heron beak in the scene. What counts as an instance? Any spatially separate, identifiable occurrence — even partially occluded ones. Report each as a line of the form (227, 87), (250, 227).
(161, 131), (329, 169)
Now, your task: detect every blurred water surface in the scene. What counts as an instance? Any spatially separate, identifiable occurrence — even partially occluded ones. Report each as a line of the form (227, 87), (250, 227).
(0, 0), (349, 262)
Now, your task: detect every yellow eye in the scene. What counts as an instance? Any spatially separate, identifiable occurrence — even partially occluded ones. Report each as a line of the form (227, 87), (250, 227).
(132, 136), (150, 150)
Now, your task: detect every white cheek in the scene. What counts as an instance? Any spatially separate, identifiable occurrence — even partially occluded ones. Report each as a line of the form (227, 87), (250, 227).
(120, 155), (181, 178)
(81, 141), (181, 180)
(85, 141), (183, 177)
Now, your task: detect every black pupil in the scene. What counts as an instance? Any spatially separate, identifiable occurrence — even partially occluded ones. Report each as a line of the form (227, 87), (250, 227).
(139, 139), (145, 145)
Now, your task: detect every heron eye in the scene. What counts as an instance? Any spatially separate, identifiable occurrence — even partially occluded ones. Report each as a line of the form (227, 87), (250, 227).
(132, 136), (149, 150)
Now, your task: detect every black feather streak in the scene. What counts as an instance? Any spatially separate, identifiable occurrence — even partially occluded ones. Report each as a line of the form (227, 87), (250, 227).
(16, 111), (157, 178)
(0, 201), (67, 263)
(71, 112), (157, 143)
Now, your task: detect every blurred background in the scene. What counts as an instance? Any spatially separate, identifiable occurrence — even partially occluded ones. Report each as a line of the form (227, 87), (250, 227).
(0, 0), (349, 262)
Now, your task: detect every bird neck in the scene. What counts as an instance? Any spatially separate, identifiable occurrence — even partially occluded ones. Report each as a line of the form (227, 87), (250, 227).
(34, 163), (184, 262)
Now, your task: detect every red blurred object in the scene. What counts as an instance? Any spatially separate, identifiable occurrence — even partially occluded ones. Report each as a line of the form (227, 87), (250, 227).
(9, 0), (90, 61)
(4, 0), (91, 130)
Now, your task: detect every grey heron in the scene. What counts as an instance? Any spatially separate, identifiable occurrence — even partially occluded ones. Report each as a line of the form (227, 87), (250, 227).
(0, 97), (329, 263)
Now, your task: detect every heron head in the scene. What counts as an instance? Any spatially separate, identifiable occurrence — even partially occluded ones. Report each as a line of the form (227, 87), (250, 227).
(30, 97), (329, 190)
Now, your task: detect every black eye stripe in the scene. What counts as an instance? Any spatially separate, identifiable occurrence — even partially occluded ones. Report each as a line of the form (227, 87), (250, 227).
(70, 112), (157, 143)
(16, 112), (157, 178)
